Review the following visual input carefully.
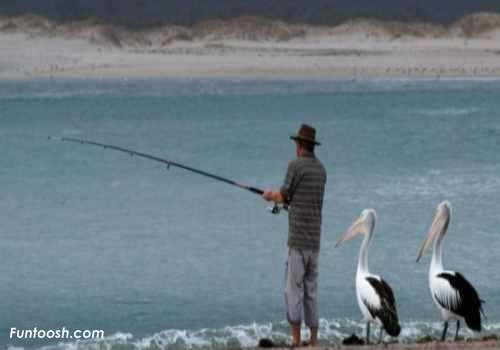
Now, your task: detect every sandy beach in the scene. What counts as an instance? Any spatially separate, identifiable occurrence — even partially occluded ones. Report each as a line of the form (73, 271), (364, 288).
(262, 339), (500, 350)
(1, 14), (500, 80)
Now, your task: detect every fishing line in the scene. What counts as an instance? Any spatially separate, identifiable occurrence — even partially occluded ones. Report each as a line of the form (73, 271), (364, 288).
(49, 136), (285, 214)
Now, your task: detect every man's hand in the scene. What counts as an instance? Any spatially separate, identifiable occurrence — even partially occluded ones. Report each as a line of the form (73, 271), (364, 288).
(263, 190), (284, 204)
(262, 190), (275, 202)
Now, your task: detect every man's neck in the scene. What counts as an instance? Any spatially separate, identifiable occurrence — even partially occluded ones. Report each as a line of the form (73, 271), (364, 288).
(299, 150), (314, 158)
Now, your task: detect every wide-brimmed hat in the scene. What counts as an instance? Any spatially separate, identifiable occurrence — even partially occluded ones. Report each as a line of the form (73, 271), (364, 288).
(290, 124), (321, 146)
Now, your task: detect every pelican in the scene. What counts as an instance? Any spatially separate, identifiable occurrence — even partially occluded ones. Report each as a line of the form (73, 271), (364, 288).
(416, 201), (484, 341)
(336, 209), (401, 344)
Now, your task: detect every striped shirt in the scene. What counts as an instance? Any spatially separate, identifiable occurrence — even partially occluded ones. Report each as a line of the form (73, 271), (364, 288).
(280, 151), (327, 251)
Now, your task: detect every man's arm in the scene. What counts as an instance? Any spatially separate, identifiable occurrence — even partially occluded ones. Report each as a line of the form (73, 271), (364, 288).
(262, 160), (297, 204)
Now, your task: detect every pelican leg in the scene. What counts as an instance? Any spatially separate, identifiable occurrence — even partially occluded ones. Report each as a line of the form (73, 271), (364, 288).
(366, 322), (370, 345)
(441, 321), (449, 342)
(378, 326), (384, 344)
(455, 320), (460, 340)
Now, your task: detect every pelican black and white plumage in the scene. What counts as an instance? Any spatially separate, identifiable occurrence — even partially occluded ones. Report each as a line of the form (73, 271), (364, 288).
(416, 201), (485, 341)
(336, 209), (401, 344)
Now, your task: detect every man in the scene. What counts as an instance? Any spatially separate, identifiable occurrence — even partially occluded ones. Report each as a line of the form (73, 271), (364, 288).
(263, 124), (327, 347)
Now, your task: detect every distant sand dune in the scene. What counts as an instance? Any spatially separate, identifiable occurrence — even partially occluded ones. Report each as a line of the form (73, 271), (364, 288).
(1, 12), (500, 80)
(193, 16), (307, 42)
(452, 12), (500, 38)
(326, 19), (446, 39)
(1, 12), (500, 48)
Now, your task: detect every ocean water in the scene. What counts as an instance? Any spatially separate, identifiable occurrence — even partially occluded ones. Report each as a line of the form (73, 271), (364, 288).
(1, 79), (499, 349)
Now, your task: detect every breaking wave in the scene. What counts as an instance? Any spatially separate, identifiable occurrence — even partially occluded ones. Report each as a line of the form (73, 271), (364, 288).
(7, 320), (500, 350)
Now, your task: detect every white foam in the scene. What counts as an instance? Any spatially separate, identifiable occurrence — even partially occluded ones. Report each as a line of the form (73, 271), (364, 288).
(485, 323), (500, 331)
(17, 319), (500, 350)
(7, 346), (25, 350)
(37, 332), (132, 350)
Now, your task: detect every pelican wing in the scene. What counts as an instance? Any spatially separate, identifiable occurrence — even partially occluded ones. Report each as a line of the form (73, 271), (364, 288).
(436, 272), (484, 331)
(363, 276), (401, 337)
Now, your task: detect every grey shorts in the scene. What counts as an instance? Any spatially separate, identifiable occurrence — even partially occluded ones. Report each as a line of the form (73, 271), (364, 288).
(284, 247), (319, 328)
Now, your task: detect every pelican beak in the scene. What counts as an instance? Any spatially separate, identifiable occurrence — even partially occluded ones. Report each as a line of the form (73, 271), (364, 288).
(335, 216), (366, 248)
(416, 207), (449, 262)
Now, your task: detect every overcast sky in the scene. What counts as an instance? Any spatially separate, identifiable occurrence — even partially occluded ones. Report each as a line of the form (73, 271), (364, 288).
(1, 0), (500, 27)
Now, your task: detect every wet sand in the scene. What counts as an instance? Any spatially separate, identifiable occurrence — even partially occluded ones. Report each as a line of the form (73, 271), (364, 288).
(262, 340), (500, 350)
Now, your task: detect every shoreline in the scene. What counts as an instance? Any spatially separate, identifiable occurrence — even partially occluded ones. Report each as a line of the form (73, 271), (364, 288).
(5, 75), (500, 81)
(3, 73), (500, 83)
(3, 68), (500, 82)
(261, 340), (500, 349)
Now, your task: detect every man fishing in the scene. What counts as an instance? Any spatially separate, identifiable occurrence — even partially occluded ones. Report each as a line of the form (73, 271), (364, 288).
(263, 124), (327, 347)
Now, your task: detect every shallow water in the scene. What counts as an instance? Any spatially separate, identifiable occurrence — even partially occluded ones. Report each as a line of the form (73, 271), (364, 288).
(1, 79), (499, 349)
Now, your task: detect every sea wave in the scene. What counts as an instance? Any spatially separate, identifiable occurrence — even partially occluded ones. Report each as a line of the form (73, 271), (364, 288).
(417, 107), (480, 117)
(7, 320), (500, 350)
(370, 171), (500, 199)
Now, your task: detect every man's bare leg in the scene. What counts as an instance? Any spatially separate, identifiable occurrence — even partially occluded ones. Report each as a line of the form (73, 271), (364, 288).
(291, 324), (301, 346)
(309, 327), (318, 346)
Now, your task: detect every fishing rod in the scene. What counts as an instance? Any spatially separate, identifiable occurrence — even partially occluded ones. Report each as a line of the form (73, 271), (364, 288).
(48, 136), (285, 214)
